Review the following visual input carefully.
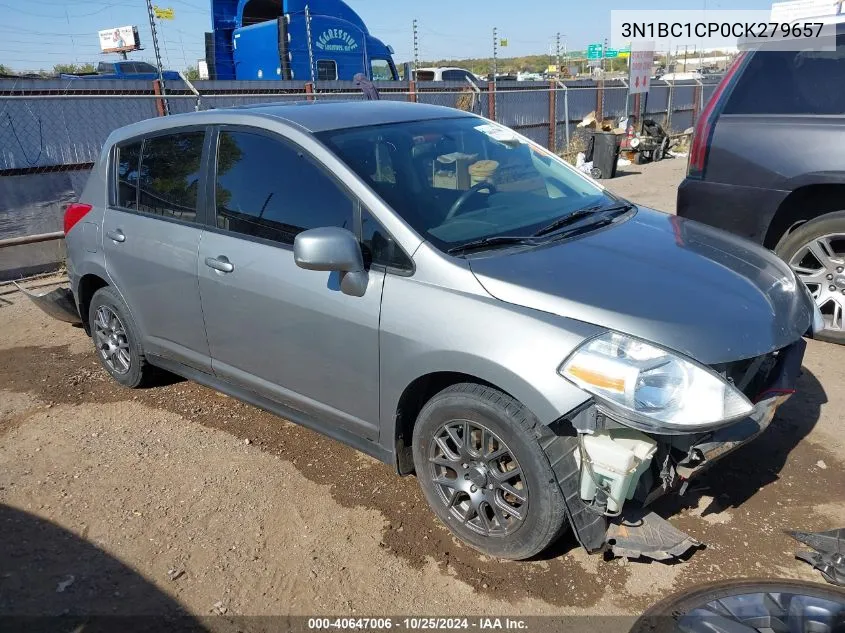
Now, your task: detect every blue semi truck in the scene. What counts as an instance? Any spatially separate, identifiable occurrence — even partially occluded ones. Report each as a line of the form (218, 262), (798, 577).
(206, 0), (399, 81)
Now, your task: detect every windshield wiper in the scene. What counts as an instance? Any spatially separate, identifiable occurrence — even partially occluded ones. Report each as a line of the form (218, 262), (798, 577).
(532, 202), (634, 237)
(446, 235), (541, 256)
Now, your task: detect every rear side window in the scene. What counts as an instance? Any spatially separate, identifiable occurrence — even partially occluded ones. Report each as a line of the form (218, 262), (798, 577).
(316, 60), (338, 81)
(442, 69), (471, 81)
(137, 131), (205, 222)
(214, 130), (355, 244)
(724, 39), (845, 115)
(116, 141), (142, 209)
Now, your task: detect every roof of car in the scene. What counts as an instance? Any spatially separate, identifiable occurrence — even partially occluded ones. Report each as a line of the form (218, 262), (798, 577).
(105, 100), (477, 146)
(229, 100), (474, 133)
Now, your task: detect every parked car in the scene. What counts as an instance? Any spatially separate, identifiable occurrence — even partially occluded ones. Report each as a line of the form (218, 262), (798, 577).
(58, 101), (819, 561)
(677, 24), (845, 343)
(413, 67), (477, 82)
(60, 60), (181, 81)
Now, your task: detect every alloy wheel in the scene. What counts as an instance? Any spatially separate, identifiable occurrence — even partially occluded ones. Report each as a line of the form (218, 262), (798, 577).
(633, 582), (845, 633)
(93, 305), (131, 375)
(427, 419), (528, 537)
(789, 233), (845, 334)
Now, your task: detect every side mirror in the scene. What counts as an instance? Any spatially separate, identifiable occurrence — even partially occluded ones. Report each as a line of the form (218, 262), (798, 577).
(293, 227), (368, 297)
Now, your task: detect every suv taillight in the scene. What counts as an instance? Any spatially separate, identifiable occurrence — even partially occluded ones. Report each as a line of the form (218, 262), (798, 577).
(688, 52), (748, 179)
(63, 203), (93, 235)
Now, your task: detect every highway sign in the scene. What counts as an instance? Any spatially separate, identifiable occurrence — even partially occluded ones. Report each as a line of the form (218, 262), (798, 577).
(587, 43), (603, 59)
(605, 48), (619, 58)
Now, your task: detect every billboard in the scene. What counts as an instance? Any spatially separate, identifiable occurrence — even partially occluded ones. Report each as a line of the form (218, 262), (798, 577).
(98, 26), (141, 53)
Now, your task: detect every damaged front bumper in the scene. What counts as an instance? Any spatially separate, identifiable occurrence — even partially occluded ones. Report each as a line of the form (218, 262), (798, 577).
(675, 338), (805, 479)
(547, 338), (806, 561)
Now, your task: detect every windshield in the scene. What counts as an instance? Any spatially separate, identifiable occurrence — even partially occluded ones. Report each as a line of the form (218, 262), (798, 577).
(317, 117), (610, 252)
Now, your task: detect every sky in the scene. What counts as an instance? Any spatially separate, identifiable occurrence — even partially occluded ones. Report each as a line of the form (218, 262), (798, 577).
(0, 0), (775, 72)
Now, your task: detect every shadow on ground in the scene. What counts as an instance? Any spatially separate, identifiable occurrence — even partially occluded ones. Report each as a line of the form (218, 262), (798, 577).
(658, 365), (829, 517)
(0, 504), (206, 631)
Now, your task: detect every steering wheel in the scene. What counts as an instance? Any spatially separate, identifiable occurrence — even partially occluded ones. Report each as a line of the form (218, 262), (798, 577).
(445, 181), (498, 220)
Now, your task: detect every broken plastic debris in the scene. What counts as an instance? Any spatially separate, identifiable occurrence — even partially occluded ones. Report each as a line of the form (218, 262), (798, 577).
(789, 527), (845, 586)
(606, 508), (702, 561)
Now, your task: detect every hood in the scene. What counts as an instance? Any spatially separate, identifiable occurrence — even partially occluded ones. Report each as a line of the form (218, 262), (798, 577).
(469, 208), (813, 364)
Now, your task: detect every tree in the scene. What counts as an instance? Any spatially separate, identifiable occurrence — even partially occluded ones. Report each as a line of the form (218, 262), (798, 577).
(183, 65), (200, 81)
(52, 63), (97, 76)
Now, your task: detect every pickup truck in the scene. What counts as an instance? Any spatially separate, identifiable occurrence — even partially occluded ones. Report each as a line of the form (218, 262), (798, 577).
(61, 61), (181, 81)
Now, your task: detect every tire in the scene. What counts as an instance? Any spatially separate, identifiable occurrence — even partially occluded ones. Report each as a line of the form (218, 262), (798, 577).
(775, 210), (845, 345)
(88, 286), (150, 388)
(411, 383), (568, 560)
(630, 579), (845, 633)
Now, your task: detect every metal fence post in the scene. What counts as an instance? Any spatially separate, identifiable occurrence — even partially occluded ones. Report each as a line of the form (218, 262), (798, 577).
(548, 80), (557, 151)
(408, 79), (417, 103)
(487, 82), (496, 121)
(692, 79), (702, 124)
(596, 78), (604, 121)
(666, 80), (674, 131)
(622, 79), (629, 120)
(304, 82), (315, 101)
(557, 80), (570, 152)
(152, 79), (167, 116)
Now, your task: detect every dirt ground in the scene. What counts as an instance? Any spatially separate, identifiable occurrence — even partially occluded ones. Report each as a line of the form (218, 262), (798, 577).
(1, 161), (843, 621)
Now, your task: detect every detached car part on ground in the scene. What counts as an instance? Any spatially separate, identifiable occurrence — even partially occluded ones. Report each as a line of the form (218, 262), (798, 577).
(43, 101), (823, 562)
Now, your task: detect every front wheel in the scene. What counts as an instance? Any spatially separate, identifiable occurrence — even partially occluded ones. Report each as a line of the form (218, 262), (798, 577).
(776, 211), (845, 344)
(411, 383), (568, 560)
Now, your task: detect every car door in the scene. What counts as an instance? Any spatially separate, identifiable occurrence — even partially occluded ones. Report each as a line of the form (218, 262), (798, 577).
(103, 128), (212, 372)
(197, 127), (384, 439)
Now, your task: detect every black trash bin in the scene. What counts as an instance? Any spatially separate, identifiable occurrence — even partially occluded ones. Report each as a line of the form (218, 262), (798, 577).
(589, 131), (623, 179)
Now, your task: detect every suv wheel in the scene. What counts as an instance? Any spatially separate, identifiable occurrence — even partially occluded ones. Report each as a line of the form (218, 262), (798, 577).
(776, 211), (845, 344)
(89, 286), (150, 388)
(412, 383), (568, 560)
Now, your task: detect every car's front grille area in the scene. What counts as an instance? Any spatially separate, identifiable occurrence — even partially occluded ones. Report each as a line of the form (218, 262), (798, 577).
(711, 349), (781, 401)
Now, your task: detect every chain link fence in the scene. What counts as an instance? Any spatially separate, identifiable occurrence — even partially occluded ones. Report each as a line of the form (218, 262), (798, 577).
(0, 75), (722, 278)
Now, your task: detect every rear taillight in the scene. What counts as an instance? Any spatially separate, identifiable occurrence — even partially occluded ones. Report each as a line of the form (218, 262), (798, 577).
(63, 203), (93, 235)
(688, 52), (748, 179)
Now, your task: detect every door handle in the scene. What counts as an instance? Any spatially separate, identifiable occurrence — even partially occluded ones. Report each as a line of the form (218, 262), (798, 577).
(106, 229), (125, 243)
(205, 256), (234, 273)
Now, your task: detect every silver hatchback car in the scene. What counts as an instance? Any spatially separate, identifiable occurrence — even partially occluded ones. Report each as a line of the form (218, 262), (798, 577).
(61, 101), (820, 561)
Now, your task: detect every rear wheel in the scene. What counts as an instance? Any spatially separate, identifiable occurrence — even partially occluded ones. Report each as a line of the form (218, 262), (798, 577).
(776, 211), (845, 344)
(89, 286), (150, 388)
(411, 383), (568, 560)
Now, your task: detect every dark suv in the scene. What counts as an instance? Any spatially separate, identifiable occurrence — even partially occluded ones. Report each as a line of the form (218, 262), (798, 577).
(677, 26), (845, 344)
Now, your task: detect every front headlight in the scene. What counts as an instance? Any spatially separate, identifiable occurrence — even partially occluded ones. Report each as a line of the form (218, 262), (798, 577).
(560, 332), (753, 433)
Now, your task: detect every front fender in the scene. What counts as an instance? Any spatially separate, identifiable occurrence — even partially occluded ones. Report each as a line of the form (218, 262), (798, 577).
(377, 273), (601, 452)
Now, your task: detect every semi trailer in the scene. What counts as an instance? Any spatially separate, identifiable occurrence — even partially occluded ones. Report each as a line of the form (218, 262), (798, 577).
(206, 0), (398, 81)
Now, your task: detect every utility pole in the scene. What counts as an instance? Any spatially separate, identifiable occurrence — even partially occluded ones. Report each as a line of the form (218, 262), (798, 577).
(602, 37), (607, 72)
(145, 0), (168, 114)
(555, 32), (561, 75)
(305, 4), (315, 83)
(492, 27), (498, 83)
(412, 18), (419, 75)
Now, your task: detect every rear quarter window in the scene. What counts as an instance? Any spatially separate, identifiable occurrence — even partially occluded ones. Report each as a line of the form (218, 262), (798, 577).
(136, 131), (205, 222)
(115, 141), (142, 209)
(724, 37), (845, 115)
